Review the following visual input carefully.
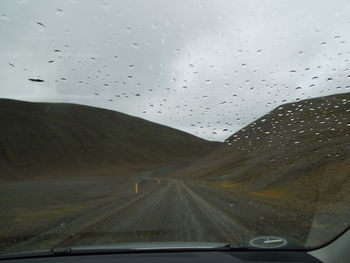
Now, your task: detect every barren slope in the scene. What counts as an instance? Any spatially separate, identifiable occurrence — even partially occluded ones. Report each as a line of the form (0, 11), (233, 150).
(176, 93), (350, 208)
(0, 99), (220, 181)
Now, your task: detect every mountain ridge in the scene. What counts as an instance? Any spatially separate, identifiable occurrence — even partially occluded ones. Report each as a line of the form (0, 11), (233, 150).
(173, 92), (350, 206)
(0, 99), (220, 180)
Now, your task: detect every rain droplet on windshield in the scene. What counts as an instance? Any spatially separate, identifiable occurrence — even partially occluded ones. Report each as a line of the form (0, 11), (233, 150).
(56, 8), (64, 15)
(28, 78), (45, 82)
(131, 42), (139, 49)
(0, 14), (11, 21)
(151, 23), (159, 29)
(36, 22), (46, 31)
(101, 2), (110, 10)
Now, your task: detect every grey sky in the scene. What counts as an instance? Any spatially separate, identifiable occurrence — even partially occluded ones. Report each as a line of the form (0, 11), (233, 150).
(1, 0), (350, 141)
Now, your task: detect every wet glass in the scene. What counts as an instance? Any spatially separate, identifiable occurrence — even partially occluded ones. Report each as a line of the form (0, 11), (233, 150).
(0, 0), (349, 255)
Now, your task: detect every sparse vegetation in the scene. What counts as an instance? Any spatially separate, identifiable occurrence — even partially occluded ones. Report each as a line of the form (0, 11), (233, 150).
(176, 92), (350, 211)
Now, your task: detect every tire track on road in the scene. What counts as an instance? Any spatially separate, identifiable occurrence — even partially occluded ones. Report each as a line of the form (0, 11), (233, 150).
(7, 178), (255, 251)
(174, 180), (252, 243)
(6, 183), (163, 252)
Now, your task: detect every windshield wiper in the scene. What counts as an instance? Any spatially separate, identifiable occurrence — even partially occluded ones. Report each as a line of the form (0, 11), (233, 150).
(0, 243), (251, 260)
(3, 240), (286, 260)
(0, 247), (135, 260)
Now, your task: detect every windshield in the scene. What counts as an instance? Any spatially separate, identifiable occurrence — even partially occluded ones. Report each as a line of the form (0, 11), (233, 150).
(1, 0), (349, 255)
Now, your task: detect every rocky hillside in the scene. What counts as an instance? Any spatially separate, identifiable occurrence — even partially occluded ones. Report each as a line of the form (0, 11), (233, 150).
(177, 93), (350, 206)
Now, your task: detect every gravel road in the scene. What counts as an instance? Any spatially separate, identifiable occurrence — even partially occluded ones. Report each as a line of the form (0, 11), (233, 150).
(3, 171), (348, 254)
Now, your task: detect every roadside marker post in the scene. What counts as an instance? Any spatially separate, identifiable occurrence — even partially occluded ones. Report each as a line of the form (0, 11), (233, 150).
(135, 183), (139, 193)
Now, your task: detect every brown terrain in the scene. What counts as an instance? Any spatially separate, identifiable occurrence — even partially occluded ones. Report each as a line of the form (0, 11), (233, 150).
(175, 92), (350, 210)
(0, 99), (219, 181)
(0, 93), (349, 255)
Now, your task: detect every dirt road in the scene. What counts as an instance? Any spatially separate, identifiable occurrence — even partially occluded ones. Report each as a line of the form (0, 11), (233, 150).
(4, 178), (254, 253)
(58, 179), (252, 245)
(2, 171), (348, 254)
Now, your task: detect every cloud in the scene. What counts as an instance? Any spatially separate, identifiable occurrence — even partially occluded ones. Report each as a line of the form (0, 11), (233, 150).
(1, 0), (349, 141)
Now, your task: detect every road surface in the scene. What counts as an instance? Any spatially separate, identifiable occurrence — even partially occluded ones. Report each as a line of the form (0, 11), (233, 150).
(6, 178), (254, 253)
(3, 172), (346, 253)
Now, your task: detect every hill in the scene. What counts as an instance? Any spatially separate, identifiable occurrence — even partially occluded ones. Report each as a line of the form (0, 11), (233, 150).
(0, 99), (220, 180)
(175, 93), (350, 209)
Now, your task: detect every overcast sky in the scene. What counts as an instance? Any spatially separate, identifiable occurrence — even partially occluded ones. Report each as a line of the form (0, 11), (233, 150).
(1, 0), (350, 141)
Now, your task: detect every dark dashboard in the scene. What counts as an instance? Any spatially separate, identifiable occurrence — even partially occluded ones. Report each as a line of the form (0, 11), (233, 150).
(0, 251), (321, 263)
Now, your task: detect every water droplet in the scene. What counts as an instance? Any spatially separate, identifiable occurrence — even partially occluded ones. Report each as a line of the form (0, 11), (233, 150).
(101, 2), (110, 10)
(0, 14), (11, 21)
(56, 8), (64, 15)
(151, 23), (159, 29)
(126, 27), (133, 33)
(36, 22), (46, 30)
(28, 78), (45, 82)
(131, 42), (139, 49)
(161, 36), (166, 44)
